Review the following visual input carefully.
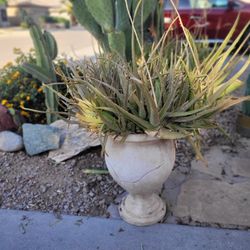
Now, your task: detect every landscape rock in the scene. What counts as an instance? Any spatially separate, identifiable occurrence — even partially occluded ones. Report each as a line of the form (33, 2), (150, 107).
(107, 203), (120, 219)
(49, 120), (100, 163)
(162, 169), (187, 208)
(22, 123), (61, 156)
(0, 105), (17, 132)
(231, 157), (250, 178)
(191, 147), (227, 179)
(0, 131), (23, 152)
(237, 137), (250, 158)
(173, 179), (250, 227)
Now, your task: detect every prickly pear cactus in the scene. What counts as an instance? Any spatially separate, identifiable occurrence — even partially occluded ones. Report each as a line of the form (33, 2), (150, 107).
(21, 11), (58, 124)
(132, 0), (157, 27)
(115, 0), (131, 31)
(108, 31), (126, 58)
(71, 0), (161, 61)
(72, 0), (109, 50)
(85, 0), (115, 32)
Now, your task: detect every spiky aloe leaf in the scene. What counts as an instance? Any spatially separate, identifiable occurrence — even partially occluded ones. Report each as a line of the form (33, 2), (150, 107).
(146, 128), (189, 139)
(159, 80), (179, 120)
(80, 78), (155, 130)
(154, 79), (162, 107)
(202, 17), (245, 74)
(209, 59), (250, 102)
(139, 83), (160, 127)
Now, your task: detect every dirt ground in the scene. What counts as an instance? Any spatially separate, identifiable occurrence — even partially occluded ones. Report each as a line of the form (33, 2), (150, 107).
(0, 147), (124, 217)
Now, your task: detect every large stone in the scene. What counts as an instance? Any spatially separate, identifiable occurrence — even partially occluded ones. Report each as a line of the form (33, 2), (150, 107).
(162, 169), (187, 208)
(191, 140), (250, 180)
(237, 137), (250, 158)
(0, 104), (17, 132)
(48, 120), (100, 163)
(231, 157), (250, 178)
(0, 131), (23, 152)
(173, 179), (250, 227)
(22, 123), (61, 156)
(191, 147), (227, 179)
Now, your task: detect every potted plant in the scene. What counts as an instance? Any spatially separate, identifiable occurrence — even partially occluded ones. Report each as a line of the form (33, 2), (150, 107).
(237, 73), (250, 138)
(56, 0), (250, 226)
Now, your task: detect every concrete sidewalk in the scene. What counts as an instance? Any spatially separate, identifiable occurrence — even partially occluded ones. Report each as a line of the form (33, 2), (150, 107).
(0, 209), (249, 250)
(0, 28), (97, 67)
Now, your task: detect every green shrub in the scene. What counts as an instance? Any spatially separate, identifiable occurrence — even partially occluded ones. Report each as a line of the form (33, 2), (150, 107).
(20, 21), (28, 29)
(0, 48), (70, 124)
(0, 49), (46, 123)
(40, 15), (70, 29)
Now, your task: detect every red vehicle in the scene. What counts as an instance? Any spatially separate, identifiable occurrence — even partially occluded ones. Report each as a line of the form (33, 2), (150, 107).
(164, 0), (250, 45)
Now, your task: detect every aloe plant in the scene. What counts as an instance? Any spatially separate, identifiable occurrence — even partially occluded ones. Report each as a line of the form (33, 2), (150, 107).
(71, 0), (163, 61)
(20, 11), (58, 124)
(242, 74), (250, 116)
(56, 13), (250, 161)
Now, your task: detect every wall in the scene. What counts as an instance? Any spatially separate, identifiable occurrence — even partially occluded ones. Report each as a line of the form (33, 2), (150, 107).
(7, 5), (49, 26)
(0, 4), (9, 27)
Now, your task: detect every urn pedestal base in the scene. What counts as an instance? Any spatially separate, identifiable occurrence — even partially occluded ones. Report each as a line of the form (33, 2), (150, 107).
(119, 193), (166, 226)
(105, 134), (176, 226)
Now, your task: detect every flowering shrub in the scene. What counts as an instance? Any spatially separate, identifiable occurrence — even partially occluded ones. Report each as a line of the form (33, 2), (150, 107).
(0, 49), (46, 123)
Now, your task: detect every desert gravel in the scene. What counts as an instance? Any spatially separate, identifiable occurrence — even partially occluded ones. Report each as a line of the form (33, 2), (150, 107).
(0, 105), (243, 217)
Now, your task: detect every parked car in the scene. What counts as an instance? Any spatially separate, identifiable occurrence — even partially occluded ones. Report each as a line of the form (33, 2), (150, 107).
(164, 0), (250, 46)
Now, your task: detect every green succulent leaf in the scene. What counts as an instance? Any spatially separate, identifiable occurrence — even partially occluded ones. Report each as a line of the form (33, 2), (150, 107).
(85, 0), (115, 32)
(20, 63), (52, 83)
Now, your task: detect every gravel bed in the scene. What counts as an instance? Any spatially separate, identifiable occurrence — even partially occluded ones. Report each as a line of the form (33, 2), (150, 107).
(0, 97), (245, 218)
(0, 147), (123, 217)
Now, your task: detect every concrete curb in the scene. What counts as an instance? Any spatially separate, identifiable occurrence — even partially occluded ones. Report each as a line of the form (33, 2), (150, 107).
(0, 209), (249, 250)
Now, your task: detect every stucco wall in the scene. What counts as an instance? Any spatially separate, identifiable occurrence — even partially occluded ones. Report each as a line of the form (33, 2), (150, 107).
(0, 4), (8, 27)
(7, 5), (49, 26)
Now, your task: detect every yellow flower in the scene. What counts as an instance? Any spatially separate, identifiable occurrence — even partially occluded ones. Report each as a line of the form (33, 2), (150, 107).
(32, 82), (37, 88)
(6, 103), (14, 108)
(37, 87), (43, 93)
(1, 99), (8, 106)
(11, 71), (20, 80)
(136, 56), (144, 67)
(20, 100), (25, 108)
(76, 99), (103, 132)
(7, 79), (12, 84)
(26, 96), (31, 101)
(21, 110), (30, 118)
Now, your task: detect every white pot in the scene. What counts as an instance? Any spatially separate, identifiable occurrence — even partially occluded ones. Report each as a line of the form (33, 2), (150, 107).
(105, 134), (176, 226)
